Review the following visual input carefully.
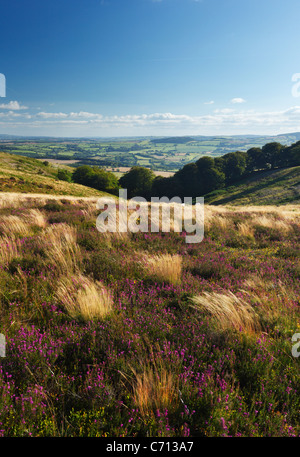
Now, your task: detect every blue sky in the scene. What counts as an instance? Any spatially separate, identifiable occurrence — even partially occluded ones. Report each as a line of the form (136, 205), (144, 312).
(1, 0), (300, 137)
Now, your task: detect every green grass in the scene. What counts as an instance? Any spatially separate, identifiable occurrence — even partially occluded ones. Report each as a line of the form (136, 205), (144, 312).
(204, 166), (300, 206)
(0, 151), (115, 198)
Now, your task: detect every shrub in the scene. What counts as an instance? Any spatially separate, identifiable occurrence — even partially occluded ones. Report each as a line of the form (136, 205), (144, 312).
(57, 169), (72, 182)
(43, 201), (63, 212)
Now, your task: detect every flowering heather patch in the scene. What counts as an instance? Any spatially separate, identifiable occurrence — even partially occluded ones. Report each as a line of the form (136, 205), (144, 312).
(0, 197), (299, 437)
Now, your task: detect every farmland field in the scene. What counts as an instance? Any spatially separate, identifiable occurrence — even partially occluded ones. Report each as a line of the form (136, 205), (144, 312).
(1, 132), (300, 173)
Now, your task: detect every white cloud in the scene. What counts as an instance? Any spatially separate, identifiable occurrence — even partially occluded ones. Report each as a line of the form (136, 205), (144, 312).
(0, 100), (28, 110)
(204, 100), (214, 105)
(31, 107), (300, 130)
(70, 111), (102, 119)
(3, 106), (300, 136)
(37, 112), (68, 119)
(230, 98), (246, 104)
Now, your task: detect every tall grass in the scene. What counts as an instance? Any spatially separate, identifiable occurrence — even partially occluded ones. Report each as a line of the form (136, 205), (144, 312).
(41, 223), (81, 274)
(191, 290), (261, 334)
(242, 274), (298, 318)
(131, 365), (179, 419)
(143, 253), (182, 285)
(0, 215), (30, 237)
(0, 235), (22, 265)
(0, 209), (46, 237)
(56, 274), (113, 320)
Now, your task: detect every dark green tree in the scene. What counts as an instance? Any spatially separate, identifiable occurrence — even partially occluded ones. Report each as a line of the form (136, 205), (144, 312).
(119, 166), (156, 199)
(72, 165), (119, 194)
(261, 142), (284, 169)
(173, 162), (199, 197)
(72, 165), (94, 185)
(222, 151), (247, 185)
(246, 147), (265, 172)
(57, 168), (72, 182)
(279, 141), (300, 167)
(195, 156), (225, 195)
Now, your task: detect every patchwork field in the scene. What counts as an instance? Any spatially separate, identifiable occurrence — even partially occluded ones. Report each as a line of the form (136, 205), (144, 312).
(0, 193), (299, 437)
(1, 132), (300, 173)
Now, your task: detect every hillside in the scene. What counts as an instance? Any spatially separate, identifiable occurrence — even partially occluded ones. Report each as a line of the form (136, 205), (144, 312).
(0, 151), (113, 198)
(0, 194), (299, 437)
(204, 166), (300, 206)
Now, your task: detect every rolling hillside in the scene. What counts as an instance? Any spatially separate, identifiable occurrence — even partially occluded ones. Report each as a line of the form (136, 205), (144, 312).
(204, 166), (300, 206)
(0, 151), (113, 198)
(1, 150), (299, 207)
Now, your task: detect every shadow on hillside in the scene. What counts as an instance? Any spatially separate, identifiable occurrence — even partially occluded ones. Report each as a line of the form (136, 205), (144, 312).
(209, 168), (299, 206)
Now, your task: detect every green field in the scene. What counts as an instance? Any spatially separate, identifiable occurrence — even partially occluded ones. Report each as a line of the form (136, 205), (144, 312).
(1, 133), (300, 173)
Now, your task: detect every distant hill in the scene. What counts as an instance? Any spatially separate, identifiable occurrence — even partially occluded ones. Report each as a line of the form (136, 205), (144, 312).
(204, 166), (300, 206)
(0, 151), (113, 197)
(150, 136), (196, 144)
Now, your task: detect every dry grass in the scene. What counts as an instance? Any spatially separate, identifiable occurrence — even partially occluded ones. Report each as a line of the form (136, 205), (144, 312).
(204, 204), (299, 235)
(143, 253), (182, 285)
(0, 235), (22, 264)
(0, 192), (101, 210)
(191, 290), (261, 334)
(130, 364), (179, 419)
(0, 209), (46, 237)
(56, 274), (113, 320)
(253, 214), (292, 234)
(0, 215), (30, 237)
(241, 274), (298, 317)
(25, 209), (47, 228)
(120, 339), (180, 418)
(237, 222), (255, 238)
(41, 223), (81, 274)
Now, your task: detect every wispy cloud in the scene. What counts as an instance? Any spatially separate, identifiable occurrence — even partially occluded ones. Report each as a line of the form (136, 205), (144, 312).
(37, 112), (68, 119)
(230, 98), (246, 104)
(0, 100), (28, 110)
(2, 106), (300, 136)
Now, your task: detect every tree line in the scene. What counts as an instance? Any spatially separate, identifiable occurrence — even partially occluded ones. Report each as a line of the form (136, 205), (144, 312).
(150, 140), (300, 199)
(62, 140), (300, 199)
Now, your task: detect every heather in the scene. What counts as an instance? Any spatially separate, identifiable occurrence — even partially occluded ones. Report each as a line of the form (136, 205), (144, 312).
(0, 196), (299, 437)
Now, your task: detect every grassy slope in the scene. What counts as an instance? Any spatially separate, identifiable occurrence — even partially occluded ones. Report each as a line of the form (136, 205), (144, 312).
(0, 151), (113, 198)
(204, 166), (300, 206)
(1, 150), (299, 206)
(0, 199), (299, 437)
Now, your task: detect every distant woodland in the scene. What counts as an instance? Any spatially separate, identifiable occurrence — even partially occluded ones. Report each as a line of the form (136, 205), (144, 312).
(71, 140), (300, 199)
